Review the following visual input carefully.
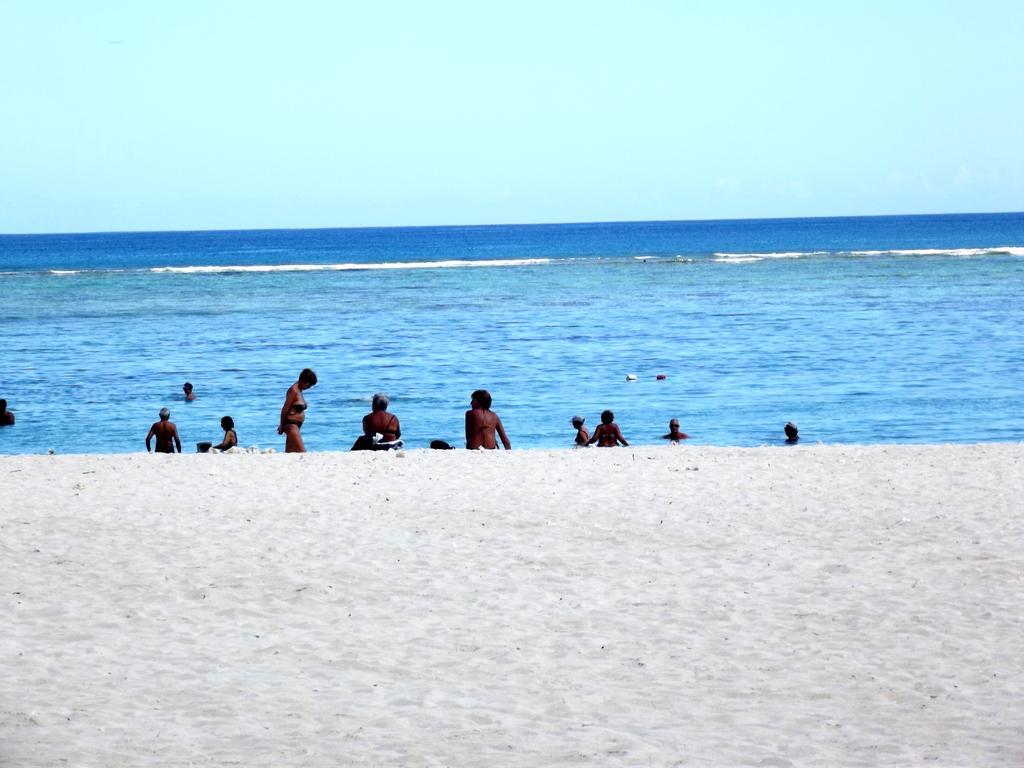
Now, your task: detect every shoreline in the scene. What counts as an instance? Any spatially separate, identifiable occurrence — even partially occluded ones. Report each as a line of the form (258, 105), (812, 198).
(4, 443), (1022, 766)
(1, 438), (1021, 459)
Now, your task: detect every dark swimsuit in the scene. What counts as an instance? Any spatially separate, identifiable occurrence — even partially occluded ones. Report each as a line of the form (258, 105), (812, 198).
(380, 414), (399, 442)
(285, 400), (307, 428)
(217, 430), (238, 450)
(353, 413), (401, 450)
(595, 424), (618, 447)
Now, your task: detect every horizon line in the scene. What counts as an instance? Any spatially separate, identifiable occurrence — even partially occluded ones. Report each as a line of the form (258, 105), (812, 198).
(2, 209), (1022, 238)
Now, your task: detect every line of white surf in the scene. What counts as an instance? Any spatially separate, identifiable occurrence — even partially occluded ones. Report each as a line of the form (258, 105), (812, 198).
(149, 258), (553, 274)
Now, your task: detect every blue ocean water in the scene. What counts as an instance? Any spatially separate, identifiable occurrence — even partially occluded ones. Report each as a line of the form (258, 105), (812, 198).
(2, 213), (1022, 455)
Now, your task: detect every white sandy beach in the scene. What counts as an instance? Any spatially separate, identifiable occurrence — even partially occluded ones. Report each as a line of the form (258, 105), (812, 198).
(2, 444), (1022, 767)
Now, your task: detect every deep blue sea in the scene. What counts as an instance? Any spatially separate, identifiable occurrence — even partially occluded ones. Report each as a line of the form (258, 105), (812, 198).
(2, 213), (1022, 455)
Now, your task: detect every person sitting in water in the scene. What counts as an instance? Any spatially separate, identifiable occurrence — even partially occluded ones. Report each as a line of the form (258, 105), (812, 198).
(588, 409), (629, 447)
(278, 368), (317, 453)
(182, 382), (196, 401)
(662, 418), (689, 443)
(784, 421), (799, 444)
(213, 416), (238, 451)
(352, 393), (403, 450)
(146, 407), (182, 453)
(0, 399), (14, 426)
(465, 389), (511, 450)
(571, 415), (589, 447)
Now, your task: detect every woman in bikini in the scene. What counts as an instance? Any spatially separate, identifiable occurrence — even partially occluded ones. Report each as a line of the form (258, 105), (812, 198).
(352, 392), (402, 450)
(213, 416), (238, 451)
(588, 409), (629, 447)
(278, 368), (317, 453)
(465, 389), (511, 450)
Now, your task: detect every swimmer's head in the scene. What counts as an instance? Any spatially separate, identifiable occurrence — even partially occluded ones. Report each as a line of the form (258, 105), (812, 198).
(159, 407), (171, 420)
(601, 410), (614, 424)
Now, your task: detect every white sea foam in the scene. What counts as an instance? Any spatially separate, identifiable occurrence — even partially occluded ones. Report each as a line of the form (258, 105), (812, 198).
(149, 258), (552, 274)
(713, 251), (825, 261)
(48, 269), (82, 275)
(712, 246), (1024, 262)
(849, 246), (1024, 257)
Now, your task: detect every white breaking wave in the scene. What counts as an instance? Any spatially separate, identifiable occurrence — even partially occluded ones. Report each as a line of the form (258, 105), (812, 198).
(149, 258), (553, 274)
(848, 247), (1024, 257)
(712, 246), (1024, 263)
(713, 251), (826, 262)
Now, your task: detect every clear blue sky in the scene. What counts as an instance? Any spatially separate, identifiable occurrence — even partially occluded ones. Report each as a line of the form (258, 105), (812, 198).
(1, 1), (1021, 233)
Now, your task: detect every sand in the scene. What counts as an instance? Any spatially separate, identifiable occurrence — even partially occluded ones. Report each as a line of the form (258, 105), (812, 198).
(2, 444), (1022, 767)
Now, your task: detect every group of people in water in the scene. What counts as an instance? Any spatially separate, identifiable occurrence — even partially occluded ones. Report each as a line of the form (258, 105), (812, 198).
(135, 367), (801, 454)
(5, 368), (802, 452)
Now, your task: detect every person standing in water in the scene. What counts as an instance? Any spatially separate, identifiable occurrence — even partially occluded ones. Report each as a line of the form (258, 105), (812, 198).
(146, 407), (182, 453)
(278, 368), (318, 453)
(0, 399), (14, 426)
(465, 389), (511, 450)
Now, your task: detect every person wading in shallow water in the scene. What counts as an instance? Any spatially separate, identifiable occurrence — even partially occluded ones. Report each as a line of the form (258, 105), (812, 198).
(278, 368), (317, 453)
(146, 407), (181, 453)
(0, 399), (14, 426)
(465, 389), (511, 450)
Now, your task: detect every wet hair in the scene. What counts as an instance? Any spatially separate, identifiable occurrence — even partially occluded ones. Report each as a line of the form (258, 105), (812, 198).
(221, 416), (234, 430)
(183, 382), (193, 392)
(601, 410), (614, 424)
(471, 389), (492, 409)
(0, 399), (6, 412)
(784, 422), (799, 439)
(299, 368), (318, 387)
(669, 419), (680, 427)
(159, 407), (171, 420)
(372, 393), (389, 411)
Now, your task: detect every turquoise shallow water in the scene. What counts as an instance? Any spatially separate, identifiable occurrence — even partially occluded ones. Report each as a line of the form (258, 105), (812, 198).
(2, 214), (1023, 454)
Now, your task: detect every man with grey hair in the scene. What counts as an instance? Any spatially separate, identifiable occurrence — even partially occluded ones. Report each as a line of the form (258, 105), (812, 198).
(146, 407), (182, 453)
